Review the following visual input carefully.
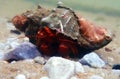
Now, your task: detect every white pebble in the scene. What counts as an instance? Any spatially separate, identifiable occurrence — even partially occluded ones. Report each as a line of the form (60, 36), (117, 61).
(15, 74), (26, 79)
(10, 41), (20, 49)
(6, 37), (20, 49)
(40, 76), (49, 79)
(23, 37), (29, 42)
(34, 56), (46, 64)
(0, 50), (5, 60)
(10, 61), (16, 64)
(89, 75), (103, 79)
(4, 44), (11, 50)
(71, 76), (78, 79)
(44, 57), (75, 79)
(0, 43), (5, 50)
(112, 70), (120, 74)
(74, 62), (84, 73)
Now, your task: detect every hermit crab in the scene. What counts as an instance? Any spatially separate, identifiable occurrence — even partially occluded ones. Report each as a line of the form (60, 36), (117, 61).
(12, 4), (112, 58)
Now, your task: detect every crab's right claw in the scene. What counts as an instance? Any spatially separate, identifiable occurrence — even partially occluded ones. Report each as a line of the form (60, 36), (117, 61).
(12, 15), (28, 32)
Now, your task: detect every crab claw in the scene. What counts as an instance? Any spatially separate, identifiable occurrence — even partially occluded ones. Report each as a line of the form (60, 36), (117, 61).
(79, 18), (112, 49)
(12, 15), (28, 32)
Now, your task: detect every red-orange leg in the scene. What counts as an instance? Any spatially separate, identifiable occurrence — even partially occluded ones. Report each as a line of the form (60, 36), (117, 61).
(58, 42), (71, 58)
(58, 40), (79, 58)
(40, 43), (56, 56)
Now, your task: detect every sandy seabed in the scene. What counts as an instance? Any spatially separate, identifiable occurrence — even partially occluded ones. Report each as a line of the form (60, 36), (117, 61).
(0, 1), (120, 78)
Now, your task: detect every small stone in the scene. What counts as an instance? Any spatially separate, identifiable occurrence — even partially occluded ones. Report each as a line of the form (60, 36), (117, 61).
(10, 61), (16, 64)
(71, 76), (78, 79)
(112, 70), (120, 74)
(89, 75), (103, 79)
(6, 37), (20, 49)
(40, 76), (49, 79)
(44, 57), (75, 79)
(112, 64), (120, 70)
(0, 50), (5, 60)
(6, 37), (18, 44)
(0, 43), (6, 50)
(15, 74), (26, 79)
(4, 44), (11, 50)
(10, 41), (20, 49)
(4, 42), (41, 62)
(80, 52), (105, 68)
(34, 56), (46, 65)
(24, 59), (34, 63)
(23, 37), (29, 42)
(74, 62), (84, 73)
(10, 30), (21, 35)
(0, 42), (11, 50)
(105, 47), (112, 52)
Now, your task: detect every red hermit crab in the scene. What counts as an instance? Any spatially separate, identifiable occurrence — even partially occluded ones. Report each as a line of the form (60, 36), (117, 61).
(12, 4), (112, 58)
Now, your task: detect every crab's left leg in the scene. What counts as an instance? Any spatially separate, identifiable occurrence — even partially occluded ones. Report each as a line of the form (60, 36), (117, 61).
(58, 39), (79, 58)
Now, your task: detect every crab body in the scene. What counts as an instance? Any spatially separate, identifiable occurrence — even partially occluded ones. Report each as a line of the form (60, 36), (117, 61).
(12, 5), (112, 58)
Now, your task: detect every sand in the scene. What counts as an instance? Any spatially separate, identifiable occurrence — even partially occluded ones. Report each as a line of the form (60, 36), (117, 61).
(0, 1), (120, 78)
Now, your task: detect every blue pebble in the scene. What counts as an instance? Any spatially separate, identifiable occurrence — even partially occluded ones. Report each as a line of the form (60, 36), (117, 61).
(5, 42), (41, 61)
(79, 52), (105, 68)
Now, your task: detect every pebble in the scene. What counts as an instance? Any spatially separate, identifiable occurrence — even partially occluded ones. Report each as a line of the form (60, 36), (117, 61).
(71, 76), (78, 79)
(10, 61), (17, 64)
(10, 30), (21, 35)
(40, 76), (49, 79)
(112, 64), (120, 70)
(4, 44), (12, 50)
(0, 37), (20, 50)
(23, 37), (29, 42)
(9, 41), (20, 49)
(3, 37), (20, 50)
(0, 50), (5, 60)
(0, 36), (29, 51)
(0, 43), (6, 50)
(6, 37), (18, 44)
(4, 42), (41, 61)
(24, 59), (34, 63)
(44, 57), (74, 79)
(80, 52), (105, 68)
(44, 57), (84, 79)
(89, 75), (103, 79)
(14, 74), (26, 79)
(74, 62), (84, 73)
(112, 70), (120, 74)
(34, 56), (46, 65)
